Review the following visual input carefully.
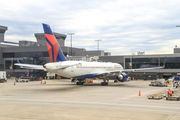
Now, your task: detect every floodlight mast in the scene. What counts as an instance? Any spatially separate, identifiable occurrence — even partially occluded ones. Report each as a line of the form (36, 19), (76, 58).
(67, 33), (75, 56)
(95, 39), (102, 50)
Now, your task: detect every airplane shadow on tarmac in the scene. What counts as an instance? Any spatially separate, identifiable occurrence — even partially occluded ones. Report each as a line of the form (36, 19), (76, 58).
(37, 82), (137, 87)
(83, 83), (144, 88)
(33, 82), (146, 92)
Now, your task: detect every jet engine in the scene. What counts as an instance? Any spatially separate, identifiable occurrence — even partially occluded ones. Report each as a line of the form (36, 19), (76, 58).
(117, 73), (128, 82)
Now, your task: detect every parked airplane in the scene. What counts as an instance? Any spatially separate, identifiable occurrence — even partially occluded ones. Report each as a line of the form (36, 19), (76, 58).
(15, 23), (165, 86)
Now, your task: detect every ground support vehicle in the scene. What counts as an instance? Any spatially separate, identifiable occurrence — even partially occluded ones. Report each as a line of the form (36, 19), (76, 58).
(158, 90), (167, 97)
(0, 71), (7, 83)
(15, 77), (28, 82)
(149, 79), (168, 87)
(173, 77), (180, 88)
(147, 93), (163, 100)
(166, 95), (180, 101)
(166, 89), (180, 101)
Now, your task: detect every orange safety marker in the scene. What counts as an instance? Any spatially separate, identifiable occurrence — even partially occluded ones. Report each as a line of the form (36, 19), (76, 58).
(139, 90), (141, 96)
(44, 81), (46, 84)
(41, 80), (42, 84)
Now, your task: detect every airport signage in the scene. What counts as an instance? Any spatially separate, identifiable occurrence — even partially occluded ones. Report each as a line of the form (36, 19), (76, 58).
(137, 51), (145, 55)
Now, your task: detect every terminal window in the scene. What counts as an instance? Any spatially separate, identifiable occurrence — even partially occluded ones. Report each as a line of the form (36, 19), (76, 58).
(125, 57), (180, 69)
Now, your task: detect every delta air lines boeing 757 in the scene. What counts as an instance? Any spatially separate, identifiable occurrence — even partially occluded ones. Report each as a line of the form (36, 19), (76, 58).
(15, 23), (165, 86)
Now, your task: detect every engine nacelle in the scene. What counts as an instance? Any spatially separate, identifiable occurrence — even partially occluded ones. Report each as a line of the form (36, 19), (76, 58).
(117, 73), (128, 82)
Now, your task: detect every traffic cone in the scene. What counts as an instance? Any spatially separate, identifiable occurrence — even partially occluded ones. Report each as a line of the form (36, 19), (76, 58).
(139, 90), (141, 96)
(41, 80), (42, 84)
(44, 81), (46, 84)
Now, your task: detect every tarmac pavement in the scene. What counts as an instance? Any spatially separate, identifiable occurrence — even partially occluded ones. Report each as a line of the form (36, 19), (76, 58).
(0, 78), (179, 120)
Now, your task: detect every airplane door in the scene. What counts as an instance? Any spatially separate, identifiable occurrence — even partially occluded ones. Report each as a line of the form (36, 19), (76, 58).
(56, 62), (61, 69)
(71, 66), (74, 72)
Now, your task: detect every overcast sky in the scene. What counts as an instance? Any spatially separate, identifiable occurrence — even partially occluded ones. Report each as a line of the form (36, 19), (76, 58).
(1, 0), (180, 55)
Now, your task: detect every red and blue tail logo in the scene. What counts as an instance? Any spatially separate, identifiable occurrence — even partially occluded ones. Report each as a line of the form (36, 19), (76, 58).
(42, 23), (67, 62)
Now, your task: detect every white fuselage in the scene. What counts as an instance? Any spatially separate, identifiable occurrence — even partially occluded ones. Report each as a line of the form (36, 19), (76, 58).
(44, 61), (123, 78)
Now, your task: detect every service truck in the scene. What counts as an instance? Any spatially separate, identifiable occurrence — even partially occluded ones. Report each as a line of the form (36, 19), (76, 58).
(0, 71), (7, 83)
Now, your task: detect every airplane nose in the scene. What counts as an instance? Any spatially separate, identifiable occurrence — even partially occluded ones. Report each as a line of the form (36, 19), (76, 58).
(43, 65), (46, 69)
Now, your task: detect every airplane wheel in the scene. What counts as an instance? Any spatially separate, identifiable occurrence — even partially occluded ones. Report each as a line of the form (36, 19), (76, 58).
(76, 82), (84, 85)
(101, 82), (105, 86)
(101, 82), (108, 86)
(71, 79), (75, 82)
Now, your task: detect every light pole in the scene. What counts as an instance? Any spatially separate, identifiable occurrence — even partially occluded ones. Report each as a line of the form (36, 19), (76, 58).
(129, 49), (134, 69)
(95, 39), (102, 50)
(176, 25), (180, 48)
(67, 33), (75, 56)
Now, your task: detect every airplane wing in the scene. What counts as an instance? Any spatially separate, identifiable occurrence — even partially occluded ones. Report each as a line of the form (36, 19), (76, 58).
(94, 66), (164, 75)
(14, 63), (45, 70)
(94, 70), (122, 75)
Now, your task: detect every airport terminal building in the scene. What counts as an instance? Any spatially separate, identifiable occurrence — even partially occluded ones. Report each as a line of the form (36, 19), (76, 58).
(1, 25), (180, 80)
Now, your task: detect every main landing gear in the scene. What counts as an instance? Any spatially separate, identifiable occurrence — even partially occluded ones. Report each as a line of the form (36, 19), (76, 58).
(76, 81), (84, 85)
(76, 79), (84, 85)
(101, 82), (108, 86)
(114, 76), (118, 83)
(101, 74), (109, 86)
(71, 78), (76, 82)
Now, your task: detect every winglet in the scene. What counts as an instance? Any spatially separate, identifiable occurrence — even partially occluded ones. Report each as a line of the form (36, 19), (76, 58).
(16, 59), (23, 68)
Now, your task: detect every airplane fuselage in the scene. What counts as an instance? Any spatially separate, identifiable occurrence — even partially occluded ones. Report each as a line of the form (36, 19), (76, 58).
(44, 61), (123, 78)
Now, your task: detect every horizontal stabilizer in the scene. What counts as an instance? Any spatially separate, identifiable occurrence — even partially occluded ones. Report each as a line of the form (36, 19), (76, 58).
(14, 63), (45, 70)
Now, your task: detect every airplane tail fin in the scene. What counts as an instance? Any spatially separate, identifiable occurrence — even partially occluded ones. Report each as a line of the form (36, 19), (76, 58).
(42, 23), (67, 62)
